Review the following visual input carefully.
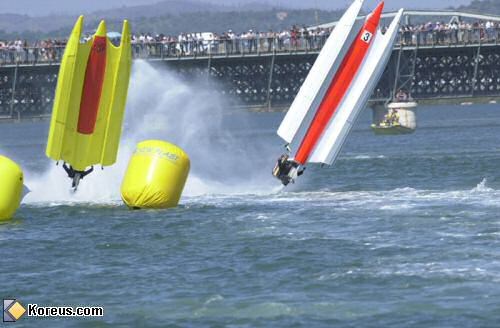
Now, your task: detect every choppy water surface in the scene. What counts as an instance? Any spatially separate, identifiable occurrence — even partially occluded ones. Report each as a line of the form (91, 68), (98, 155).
(1, 66), (500, 327)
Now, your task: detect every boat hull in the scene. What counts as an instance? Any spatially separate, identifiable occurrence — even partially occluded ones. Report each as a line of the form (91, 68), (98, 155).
(371, 125), (416, 135)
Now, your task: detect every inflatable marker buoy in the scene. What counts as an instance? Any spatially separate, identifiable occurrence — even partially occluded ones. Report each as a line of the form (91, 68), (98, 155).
(121, 140), (190, 209)
(0, 155), (23, 221)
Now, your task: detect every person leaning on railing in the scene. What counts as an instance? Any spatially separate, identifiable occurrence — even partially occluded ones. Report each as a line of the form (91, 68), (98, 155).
(3, 18), (500, 65)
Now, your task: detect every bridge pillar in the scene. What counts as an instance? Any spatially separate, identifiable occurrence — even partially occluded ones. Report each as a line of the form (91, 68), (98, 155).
(371, 101), (418, 135)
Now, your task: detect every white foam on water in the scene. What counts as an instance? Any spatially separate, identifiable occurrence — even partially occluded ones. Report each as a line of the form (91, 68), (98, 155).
(317, 263), (500, 286)
(344, 154), (386, 160)
(208, 179), (500, 210)
(471, 178), (494, 193)
(23, 60), (278, 205)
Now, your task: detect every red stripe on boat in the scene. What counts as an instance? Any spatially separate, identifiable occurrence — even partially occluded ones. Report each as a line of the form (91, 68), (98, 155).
(77, 36), (107, 134)
(295, 2), (384, 164)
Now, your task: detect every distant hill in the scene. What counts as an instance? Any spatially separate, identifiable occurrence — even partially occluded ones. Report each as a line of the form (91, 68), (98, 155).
(0, 0), (343, 40)
(3, 0), (498, 41)
(127, 9), (342, 35)
(0, 14), (75, 35)
(0, 0), (230, 35)
(88, 0), (241, 20)
(455, 0), (500, 14)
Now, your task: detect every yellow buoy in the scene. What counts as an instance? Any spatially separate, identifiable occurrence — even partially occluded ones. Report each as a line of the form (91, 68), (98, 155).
(121, 140), (190, 209)
(0, 155), (23, 221)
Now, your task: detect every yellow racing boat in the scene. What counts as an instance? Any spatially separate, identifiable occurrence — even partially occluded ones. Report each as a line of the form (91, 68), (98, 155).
(46, 16), (132, 189)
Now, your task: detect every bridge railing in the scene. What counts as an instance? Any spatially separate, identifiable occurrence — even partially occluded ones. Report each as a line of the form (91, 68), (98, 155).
(0, 46), (65, 66)
(1, 27), (499, 66)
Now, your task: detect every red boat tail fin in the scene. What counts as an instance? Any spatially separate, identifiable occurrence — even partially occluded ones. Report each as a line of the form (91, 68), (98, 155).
(77, 20), (107, 135)
(367, 2), (384, 30)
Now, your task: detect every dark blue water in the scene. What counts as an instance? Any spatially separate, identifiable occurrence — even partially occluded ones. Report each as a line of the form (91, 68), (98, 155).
(2, 71), (500, 327)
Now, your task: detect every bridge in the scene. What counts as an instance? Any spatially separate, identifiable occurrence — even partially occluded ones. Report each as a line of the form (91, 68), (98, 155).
(1, 10), (500, 120)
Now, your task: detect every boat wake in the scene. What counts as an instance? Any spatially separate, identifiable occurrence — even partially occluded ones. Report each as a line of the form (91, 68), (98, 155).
(183, 178), (500, 210)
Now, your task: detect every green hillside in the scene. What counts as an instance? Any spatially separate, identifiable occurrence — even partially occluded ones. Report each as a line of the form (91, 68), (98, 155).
(3, 0), (499, 41)
(0, 2), (342, 41)
(456, 0), (500, 14)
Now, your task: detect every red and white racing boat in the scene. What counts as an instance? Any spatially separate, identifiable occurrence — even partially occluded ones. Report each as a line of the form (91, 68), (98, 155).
(273, 0), (403, 186)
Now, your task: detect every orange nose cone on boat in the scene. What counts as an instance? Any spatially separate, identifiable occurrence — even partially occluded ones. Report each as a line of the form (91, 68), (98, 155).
(366, 2), (384, 29)
(77, 20), (107, 135)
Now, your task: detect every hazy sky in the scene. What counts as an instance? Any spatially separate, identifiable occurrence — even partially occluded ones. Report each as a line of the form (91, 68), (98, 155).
(1, 0), (473, 16)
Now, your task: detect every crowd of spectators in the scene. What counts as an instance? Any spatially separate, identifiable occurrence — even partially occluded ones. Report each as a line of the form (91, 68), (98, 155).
(0, 39), (67, 64)
(399, 20), (500, 46)
(1, 19), (500, 65)
(130, 25), (331, 58)
(128, 20), (500, 58)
